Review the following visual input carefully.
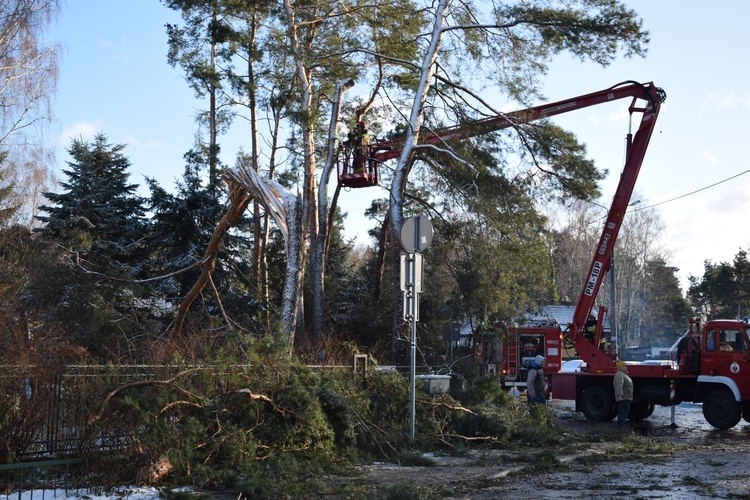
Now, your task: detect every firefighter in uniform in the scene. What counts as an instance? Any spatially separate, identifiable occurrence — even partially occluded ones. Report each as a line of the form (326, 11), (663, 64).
(526, 355), (546, 405)
(584, 315), (597, 343)
(347, 121), (370, 174)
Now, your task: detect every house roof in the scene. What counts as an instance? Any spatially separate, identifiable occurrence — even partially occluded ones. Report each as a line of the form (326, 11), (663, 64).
(522, 305), (611, 331)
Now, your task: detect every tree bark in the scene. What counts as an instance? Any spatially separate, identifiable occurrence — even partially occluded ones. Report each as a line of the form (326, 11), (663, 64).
(170, 185), (252, 339)
(311, 79), (354, 343)
(389, 0), (449, 364)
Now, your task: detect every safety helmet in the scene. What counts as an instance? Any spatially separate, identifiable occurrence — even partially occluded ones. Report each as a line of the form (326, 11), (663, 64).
(357, 120), (366, 129)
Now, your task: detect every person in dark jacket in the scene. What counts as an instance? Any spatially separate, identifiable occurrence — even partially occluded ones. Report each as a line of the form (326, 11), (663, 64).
(347, 121), (370, 173)
(526, 355), (546, 405)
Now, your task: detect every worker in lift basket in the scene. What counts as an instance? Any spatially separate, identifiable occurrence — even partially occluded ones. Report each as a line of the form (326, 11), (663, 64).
(347, 121), (370, 174)
(584, 314), (597, 343)
(613, 361), (633, 429)
(526, 355), (547, 405)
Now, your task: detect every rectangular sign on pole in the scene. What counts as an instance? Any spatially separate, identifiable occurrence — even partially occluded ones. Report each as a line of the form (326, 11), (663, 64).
(400, 253), (423, 293)
(400, 253), (408, 292)
(413, 254), (423, 293)
(403, 291), (419, 322)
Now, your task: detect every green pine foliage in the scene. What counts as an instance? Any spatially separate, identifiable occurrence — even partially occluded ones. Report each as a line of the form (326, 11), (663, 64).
(688, 249), (750, 320)
(82, 338), (566, 494)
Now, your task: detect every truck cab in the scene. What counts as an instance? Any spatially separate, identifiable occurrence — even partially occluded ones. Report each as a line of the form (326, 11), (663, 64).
(641, 318), (750, 428)
(698, 319), (750, 413)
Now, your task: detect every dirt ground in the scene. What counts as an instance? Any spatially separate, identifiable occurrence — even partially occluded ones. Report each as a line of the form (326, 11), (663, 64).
(352, 399), (750, 499)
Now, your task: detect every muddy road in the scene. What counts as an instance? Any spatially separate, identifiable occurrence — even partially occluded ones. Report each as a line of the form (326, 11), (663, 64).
(356, 399), (750, 499)
(552, 397), (750, 440)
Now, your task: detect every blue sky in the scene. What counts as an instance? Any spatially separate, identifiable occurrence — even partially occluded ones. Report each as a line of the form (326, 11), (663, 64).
(47, 1), (750, 291)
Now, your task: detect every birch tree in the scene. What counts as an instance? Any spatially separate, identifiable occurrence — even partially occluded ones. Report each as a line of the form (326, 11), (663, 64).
(376, 0), (648, 362)
(0, 0), (60, 226)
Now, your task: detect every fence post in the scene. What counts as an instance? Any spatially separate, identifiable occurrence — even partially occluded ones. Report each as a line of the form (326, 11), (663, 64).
(352, 354), (368, 380)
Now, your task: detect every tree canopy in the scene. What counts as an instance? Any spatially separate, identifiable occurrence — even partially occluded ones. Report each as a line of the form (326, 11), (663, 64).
(1, 0), (700, 364)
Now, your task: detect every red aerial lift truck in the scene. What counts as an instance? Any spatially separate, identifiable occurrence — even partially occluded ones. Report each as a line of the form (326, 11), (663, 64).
(476, 81), (750, 430)
(348, 81), (750, 429)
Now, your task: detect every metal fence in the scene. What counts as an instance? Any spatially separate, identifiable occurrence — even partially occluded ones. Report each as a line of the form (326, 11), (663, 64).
(0, 360), (383, 495)
(0, 365), (184, 461)
(0, 457), (91, 498)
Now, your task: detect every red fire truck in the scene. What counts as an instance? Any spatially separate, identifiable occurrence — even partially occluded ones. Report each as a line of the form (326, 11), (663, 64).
(501, 322), (563, 394)
(486, 81), (750, 430)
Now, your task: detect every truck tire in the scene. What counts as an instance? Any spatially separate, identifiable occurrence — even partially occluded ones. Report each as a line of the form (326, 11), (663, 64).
(645, 403), (655, 418)
(743, 403), (750, 423)
(703, 390), (742, 429)
(581, 385), (616, 422)
(628, 401), (655, 421)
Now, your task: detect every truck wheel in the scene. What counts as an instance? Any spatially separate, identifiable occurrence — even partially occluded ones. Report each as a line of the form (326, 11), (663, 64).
(645, 403), (655, 418)
(703, 390), (742, 429)
(581, 385), (615, 422)
(628, 401), (654, 421)
(743, 403), (750, 423)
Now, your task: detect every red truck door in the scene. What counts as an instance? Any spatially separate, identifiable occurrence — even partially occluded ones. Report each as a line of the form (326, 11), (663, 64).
(702, 325), (750, 397)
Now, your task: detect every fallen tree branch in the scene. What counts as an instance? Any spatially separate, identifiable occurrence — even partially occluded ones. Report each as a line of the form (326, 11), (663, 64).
(419, 400), (477, 415)
(88, 367), (205, 425)
(235, 388), (285, 416)
(171, 185), (253, 338)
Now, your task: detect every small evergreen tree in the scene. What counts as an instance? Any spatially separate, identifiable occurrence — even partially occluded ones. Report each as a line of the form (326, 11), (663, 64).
(33, 134), (148, 358)
(37, 133), (146, 268)
(0, 151), (20, 228)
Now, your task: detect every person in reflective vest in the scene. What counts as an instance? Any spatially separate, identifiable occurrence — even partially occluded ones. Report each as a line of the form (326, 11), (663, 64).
(613, 361), (633, 429)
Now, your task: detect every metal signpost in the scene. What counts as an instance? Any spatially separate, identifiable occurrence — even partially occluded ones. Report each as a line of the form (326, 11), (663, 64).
(399, 215), (433, 439)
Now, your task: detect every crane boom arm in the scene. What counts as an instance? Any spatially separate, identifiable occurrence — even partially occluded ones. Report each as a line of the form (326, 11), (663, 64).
(371, 81), (664, 165)
(569, 83), (665, 369)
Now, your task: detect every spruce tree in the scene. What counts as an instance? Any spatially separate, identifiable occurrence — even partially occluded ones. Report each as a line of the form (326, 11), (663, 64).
(33, 134), (147, 358)
(37, 133), (146, 269)
(144, 147), (259, 332)
(0, 151), (20, 228)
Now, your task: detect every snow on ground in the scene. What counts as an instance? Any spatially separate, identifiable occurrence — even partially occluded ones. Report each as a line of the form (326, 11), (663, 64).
(2, 486), (163, 499)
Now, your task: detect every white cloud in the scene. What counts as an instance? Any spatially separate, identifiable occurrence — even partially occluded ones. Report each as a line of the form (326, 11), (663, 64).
(123, 135), (162, 150)
(60, 120), (104, 146)
(701, 91), (750, 112)
(609, 107), (629, 124)
(717, 92), (750, 109)
(700, 92), (717, 112)
(96, 38), (112, 50)
(706, 189), (748, 214)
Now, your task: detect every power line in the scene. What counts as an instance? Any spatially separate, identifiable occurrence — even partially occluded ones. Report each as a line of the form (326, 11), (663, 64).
(632, 168), (750, 211)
